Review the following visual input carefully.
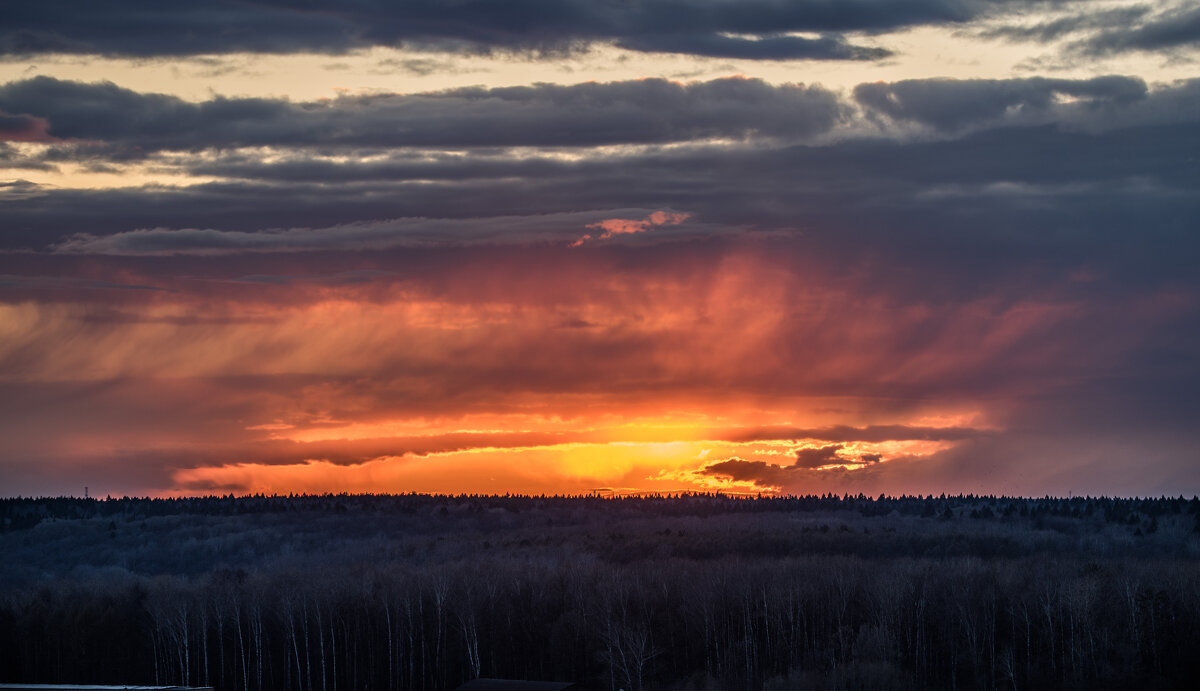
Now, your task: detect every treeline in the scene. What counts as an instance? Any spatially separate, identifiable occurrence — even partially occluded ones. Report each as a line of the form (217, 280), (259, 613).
(2, 494), (1199, 690)
(5, 492), (1198, 532)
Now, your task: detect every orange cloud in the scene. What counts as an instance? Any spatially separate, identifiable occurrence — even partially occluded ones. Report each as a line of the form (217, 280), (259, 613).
(571, 210), (690, 246)
(5, 236), (1186, 497)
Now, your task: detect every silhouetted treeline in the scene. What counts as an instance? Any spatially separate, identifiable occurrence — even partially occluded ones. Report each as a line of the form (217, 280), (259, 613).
(2, 493), (1199, 690)
(6, 492), (1199, 530)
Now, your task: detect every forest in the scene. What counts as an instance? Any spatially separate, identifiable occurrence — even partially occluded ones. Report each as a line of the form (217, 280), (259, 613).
(2, 493), (1199, 690)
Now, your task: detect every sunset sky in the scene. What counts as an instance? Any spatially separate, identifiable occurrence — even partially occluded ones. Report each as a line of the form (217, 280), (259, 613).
(1, 1), (1198, 498)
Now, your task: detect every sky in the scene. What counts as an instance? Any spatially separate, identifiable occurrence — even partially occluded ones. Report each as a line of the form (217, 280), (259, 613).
(1, 1), (1198, 498)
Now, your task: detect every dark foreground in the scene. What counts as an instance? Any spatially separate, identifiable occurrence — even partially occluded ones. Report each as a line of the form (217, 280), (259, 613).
(2, 493), (1199, 690)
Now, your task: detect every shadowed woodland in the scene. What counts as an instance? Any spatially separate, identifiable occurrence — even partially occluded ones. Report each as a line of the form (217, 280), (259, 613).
(3, 493), (1200, 690)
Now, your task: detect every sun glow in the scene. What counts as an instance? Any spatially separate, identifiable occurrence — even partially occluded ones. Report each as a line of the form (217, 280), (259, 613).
(167, 410), (968, 496)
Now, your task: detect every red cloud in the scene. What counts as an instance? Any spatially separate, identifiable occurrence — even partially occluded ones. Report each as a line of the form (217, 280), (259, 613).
(0, 111), (54, 142)
(571, 210), (690, 246)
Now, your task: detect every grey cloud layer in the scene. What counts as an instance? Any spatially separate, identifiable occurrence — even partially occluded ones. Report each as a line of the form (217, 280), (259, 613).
(0, 0), (1008, 60)
(3, 132), (1197, 305)
(6, 1), (1190, 63)
(2, 77), (1195, 279)
(615, 32), (892, 61)
(1078, 4), (1200, 55)
(2, 75), (1197, 318)
(853, 75), (1149, 131)
(0, 76), (844, 153)
(3, 74), (1194, 170)
(977, 2), (1200, 56)
(978, 6), (1152, 44)
(47, 211), (693, 255)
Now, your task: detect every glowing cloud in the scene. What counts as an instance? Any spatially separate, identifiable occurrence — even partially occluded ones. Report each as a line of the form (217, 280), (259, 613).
(571, 211), (691, 246)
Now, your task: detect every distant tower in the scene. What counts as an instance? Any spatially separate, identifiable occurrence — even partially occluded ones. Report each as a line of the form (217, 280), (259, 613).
(85, 486), (88, 499)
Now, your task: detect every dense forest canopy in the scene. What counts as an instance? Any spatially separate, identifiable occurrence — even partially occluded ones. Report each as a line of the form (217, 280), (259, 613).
(3, 493), (1199, 690)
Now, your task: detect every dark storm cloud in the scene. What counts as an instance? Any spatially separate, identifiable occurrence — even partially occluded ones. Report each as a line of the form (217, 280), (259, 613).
(0, 77), (1196, 332)
(0, 0), (1010, 59)
(0, 274), (167, 292)
(2, 75), (1191, 171)
(0, 111), (51, 142)
(854, 75), (1149, 132)
(0, 179), (45, 199)
(973, 2), (1200, 59)
(3, 110), (1197, 287)
(615, 32), (892, 61)
(0, 76), (844, 154)
(46, 211), (697, 255)
(1079, 5), (1200, 55)
(700, 444), (889, 487)
(698, 458), (791, 485)
(793, 444), (846, 468)
(185, 151), (581, 184)
(977, 5), (1152, 44)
